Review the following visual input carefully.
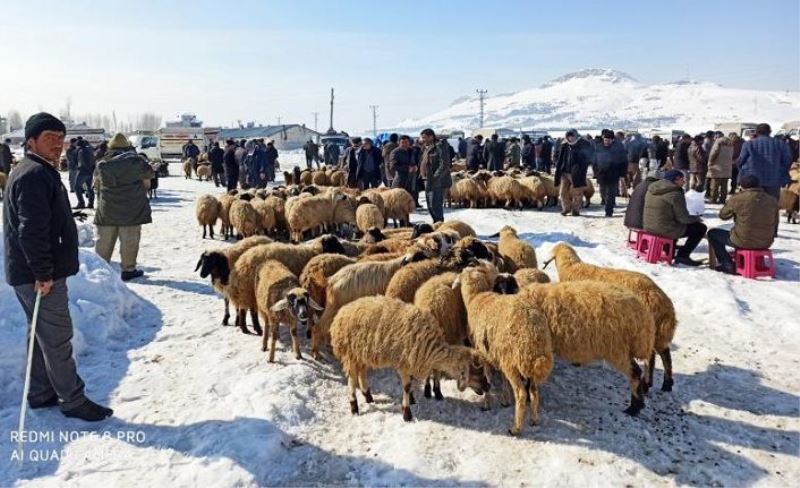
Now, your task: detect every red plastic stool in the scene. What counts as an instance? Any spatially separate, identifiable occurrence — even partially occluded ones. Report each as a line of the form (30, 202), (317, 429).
(636, 232), (675, 264)
(626, 228), (640, 250)
(734, 249), (775, 279)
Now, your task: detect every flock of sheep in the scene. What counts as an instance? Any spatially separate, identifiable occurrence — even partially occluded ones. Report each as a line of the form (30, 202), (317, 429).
(192, 175), (678, 435)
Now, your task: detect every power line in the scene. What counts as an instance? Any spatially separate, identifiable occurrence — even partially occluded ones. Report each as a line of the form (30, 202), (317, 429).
(369, 105), (378, 137)
(476, 89), (488, 128)
(311, 112), (319, 132)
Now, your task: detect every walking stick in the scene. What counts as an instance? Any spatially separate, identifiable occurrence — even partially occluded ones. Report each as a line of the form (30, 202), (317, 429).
(17, 290), (43, 465)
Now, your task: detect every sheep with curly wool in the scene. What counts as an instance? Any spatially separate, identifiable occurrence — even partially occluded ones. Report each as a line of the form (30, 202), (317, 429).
(382, 188), (415, 227)
(434, 219), (477, 238)
(229, 195), (260, 239)
(286, 188), (348, 242)
(360, 189), (386, 217)
(255, 260), (323, 362)
(455, 263), (554, 435)
(494, 225), (537, 272)
(544, 242), (676, 391)
(196, 164), (212, 181)
(513, 268), (551, 286)
(356, 202), (384, 235)
(218, 191), (238, 240)
(195, 194), (221, 239)
(487, 175), (524, 209)
(252, 197), (277, 236)
(299, 253), (357, 308)
(330, 296), (487, 421)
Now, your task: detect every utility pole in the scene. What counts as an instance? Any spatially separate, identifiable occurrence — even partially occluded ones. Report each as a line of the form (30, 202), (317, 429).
(476, 89), (488, 128)
(369, 105), (378, 137)
(312, 112), (319, 132)
(328, 88), (335, 133)
(276, 116), (282, 125)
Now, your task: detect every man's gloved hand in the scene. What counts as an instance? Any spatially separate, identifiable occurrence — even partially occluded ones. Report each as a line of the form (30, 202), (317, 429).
(72, 211), (88, 222)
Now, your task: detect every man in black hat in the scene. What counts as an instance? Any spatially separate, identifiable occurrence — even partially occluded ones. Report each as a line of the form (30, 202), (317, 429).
(223, 139), (239, 191)
(3, 112), (113, 421)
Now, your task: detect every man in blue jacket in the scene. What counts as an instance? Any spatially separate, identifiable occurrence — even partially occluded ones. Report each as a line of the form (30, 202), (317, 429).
(737, 123), (792, 200)
(4, 113), (113, 422)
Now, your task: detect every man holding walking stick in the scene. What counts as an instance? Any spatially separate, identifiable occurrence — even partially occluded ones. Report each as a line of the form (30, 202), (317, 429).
(3, 113), (113, 422)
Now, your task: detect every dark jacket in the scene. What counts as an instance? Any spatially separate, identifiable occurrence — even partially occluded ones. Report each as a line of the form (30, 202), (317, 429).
(625, 136), (646, 164)
(381, 141), (398, 177)
(0, 142), (12, 174)
(94, 150), (154, 226)
(356, 146), (383, 178)
(303, 141), (318, 160)
(555, 138), (592, 187)
(465, 138), (483, 170)
(209, 146), (225, 171)
(541, 139), (553, 162)
(737, 135), (793, 187)
(594, 140), (627, 183)
(688, 141), (707, 174)
(390, 146), (413, 174)
(521, 142), (534, 167)
(77, 143), (95, 174)
(457, 138), (467, 158)
(643, 178), (699, 239)
(422, 140), (452, 191)
(223, 145), (239, 182)
(343, 146), (359, 182)
(719, 188), (778, 249)
(324, 143), (340, 166)
(264, 145), (278, 166)
(4, 154), (79, 286)
(624, 176), (659, 229)
(66, 145), (79, 170)
(483, 140), (505, 171)
(183, 142), (200, 159)
(673, 140), (690, 170)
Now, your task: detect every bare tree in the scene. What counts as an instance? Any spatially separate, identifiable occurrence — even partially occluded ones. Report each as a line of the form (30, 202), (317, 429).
(7, 110), (23, 131)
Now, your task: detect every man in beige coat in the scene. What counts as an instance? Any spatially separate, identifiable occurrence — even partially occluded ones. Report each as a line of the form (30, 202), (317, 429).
(707, 132), (734, 204)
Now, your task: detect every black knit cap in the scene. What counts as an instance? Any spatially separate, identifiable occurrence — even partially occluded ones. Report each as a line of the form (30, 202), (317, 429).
(25, 112), (66, 140)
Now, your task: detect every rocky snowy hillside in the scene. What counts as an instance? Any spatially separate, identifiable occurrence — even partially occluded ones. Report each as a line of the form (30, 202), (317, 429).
(397, 68), (800, 132)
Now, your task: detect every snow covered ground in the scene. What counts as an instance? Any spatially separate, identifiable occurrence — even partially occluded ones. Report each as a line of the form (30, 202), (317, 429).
(1, 153), (798, 487)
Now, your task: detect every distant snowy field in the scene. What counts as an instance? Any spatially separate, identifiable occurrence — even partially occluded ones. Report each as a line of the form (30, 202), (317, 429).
(1, 151), (798, 487)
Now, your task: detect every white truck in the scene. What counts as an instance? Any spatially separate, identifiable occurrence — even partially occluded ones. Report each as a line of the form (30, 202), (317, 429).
(158, 127), (206, 161)
(128, 132), (161, 162)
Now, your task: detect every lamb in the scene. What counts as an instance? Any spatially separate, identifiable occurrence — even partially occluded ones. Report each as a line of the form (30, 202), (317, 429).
(264, 195), (287, 233)
(195, 194), (222, 239)
(360, 190), (386, 218)
(329, 170), (347, 187)
(183, 159), (192, 179)
(544, 242), (677, 391)
(229, 195), (260, 239)
(434, 220), (476, 238)
(487, 175), (524, 209)
(255, 260), (322, 362)
(251, 197), (277, 235)
(508, 278), (655, 416)
(331, 193), (358, 234)
(218, 192), (238, 240)
(518, 176), (547, 209)
(195, 235), (273, 327)
(493, 225), (537, 272)
(329, 296), (487, 421)
(196, 164), (212, 181)
(382, 188), (415, 227)
(356, 201), (384, 235)
(299, 253), (358, 308)
(311, 170), (329, 186)
(299, 169), (313, 186)
(779, 181), (800, 224)
(454, 264), (553, 435)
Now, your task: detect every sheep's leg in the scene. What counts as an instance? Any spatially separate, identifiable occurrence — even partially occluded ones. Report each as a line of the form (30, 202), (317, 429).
(357, 366), (373, 403)
(527, 380), (540, 426)
(268, 321), (279, 363)
(399, 372), (413, 422)
(209, 224), (215, 239)
(289, 320), (302, 360)
(310, 327), (321, 360)
(222, 298), (230, 326)
(623, 359), (645, 416)
(250, 309), (263, 336)
(659, 348), (674, 392)
(424, 377), (432, 399)
(433, 372), (444, 401)
(644, 351), (656, 393)
(506, 371), (527, 436)
(237, 309), (249, 335)
(202, 225), (207, 239)
(348, 373), (359, 414)
(260, 317), (270, 352)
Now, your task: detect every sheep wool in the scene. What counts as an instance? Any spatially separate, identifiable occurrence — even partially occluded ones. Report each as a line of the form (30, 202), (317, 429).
(229, 198), (260, 238)
(434, 219), (477, 238)
(382, 188), (416, 227)
(195, 194), (221, 239)
(356, 203), (384, 234)
(299, 253), (357, 307)
(497, 225), (537, 271)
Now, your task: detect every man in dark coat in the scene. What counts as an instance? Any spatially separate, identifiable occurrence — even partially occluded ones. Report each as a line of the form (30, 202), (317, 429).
(74, 139), (95, 209)
(521, 135), (535, 168)
(594, 129), (627, 217)
(483, 134), (505, 171)
(624, 170), (662, 230)
(342, 137), (362, 187)
(208, 141), (225, 187)
(303, 139), (319, 169)
(419, 128), (451, 223)
(0, 137), (13, 174)
(65, 138), (78, 192)
(465, 135), (484, 171)
(223, 139), (239, 191)
(673, 133), (692, 179)
(390, 135), (416, 196)
(264, 141), (278, 183)
(737, 123), (792, 201)
(555, 129), (592, 216)
(323, 141), (340, 167)
(4, 112), (113, 422)
(355, 138), (383, 189)
(541, 136), (554, 173)
(457, 137), (467, 159)
(381, 133), (399, 185)
(183, 139), (200, 172)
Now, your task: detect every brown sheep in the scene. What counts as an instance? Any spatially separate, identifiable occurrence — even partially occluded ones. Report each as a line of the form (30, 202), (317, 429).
(493, 225), (537, 271)
(218, 192), (238, 240)
(229, 196), (260, 239)
(513, 268), (551, 286)
(195, 194), (221, 239)
(356, 202), (384, 234)
(299, 253), (357, 308)
(330, 296), (487, 421)
(434, 219), (477, 238)
(252, 198), (277, 235)
(545, 242), (677, 391)
(382, 188), (415, 227)
(196, 164), (212, 181)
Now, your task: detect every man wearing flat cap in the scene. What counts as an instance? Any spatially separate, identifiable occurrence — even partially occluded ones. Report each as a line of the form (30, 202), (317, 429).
(3, 112), (113, 421)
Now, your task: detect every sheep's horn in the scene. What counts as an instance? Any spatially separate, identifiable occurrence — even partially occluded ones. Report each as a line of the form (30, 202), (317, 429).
(309, 298), (324, 312)
(542, 257), (554, 269)
(194, 253), (206, 272)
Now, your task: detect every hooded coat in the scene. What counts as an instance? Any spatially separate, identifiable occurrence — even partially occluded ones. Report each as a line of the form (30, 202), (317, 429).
(643, 178), (699, 239)
(707, 137), (734, 178)
(555, 133), (592, 187)
(94, 149), (154, 226)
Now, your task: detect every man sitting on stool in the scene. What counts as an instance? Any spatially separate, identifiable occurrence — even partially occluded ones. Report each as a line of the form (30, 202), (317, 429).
(707, 174), (778, 274)
(643, 169), (708, 266)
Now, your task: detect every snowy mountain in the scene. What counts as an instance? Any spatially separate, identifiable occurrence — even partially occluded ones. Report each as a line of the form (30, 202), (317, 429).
(397, 68), (800, 133)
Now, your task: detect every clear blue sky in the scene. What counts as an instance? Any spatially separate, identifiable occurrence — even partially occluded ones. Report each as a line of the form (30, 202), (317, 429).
(1, 0), (797, 132)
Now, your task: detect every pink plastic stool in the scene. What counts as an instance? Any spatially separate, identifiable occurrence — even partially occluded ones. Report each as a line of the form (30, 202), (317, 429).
(626, 228), (640, 250)
(734, 249), (775, 279)
(636, 232), (675, 264)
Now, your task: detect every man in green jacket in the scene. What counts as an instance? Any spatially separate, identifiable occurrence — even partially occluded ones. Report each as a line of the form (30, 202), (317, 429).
(707, 174), (779, 274)
(505, 137), (521, 168)
(643, 169), (708, 266)
(94, 133), (154, 281)
(419, 128), (452, 223)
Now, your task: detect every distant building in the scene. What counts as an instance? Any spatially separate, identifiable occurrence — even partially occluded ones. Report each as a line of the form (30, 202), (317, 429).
(217, 124), (321, 151)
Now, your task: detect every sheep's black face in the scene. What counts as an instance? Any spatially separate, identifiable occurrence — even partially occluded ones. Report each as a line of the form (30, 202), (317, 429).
(320, 235), (346, 255)
(302, 185), (319, 195)
(195, 252), (230, 285)
(366, 227), (386, 242)
(410, 222), (434, 239)
(402, 250), (429, 265)
(238, 193), (253, 202)
(444, 248), (478, 270)
(493, 274), (519, 295)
